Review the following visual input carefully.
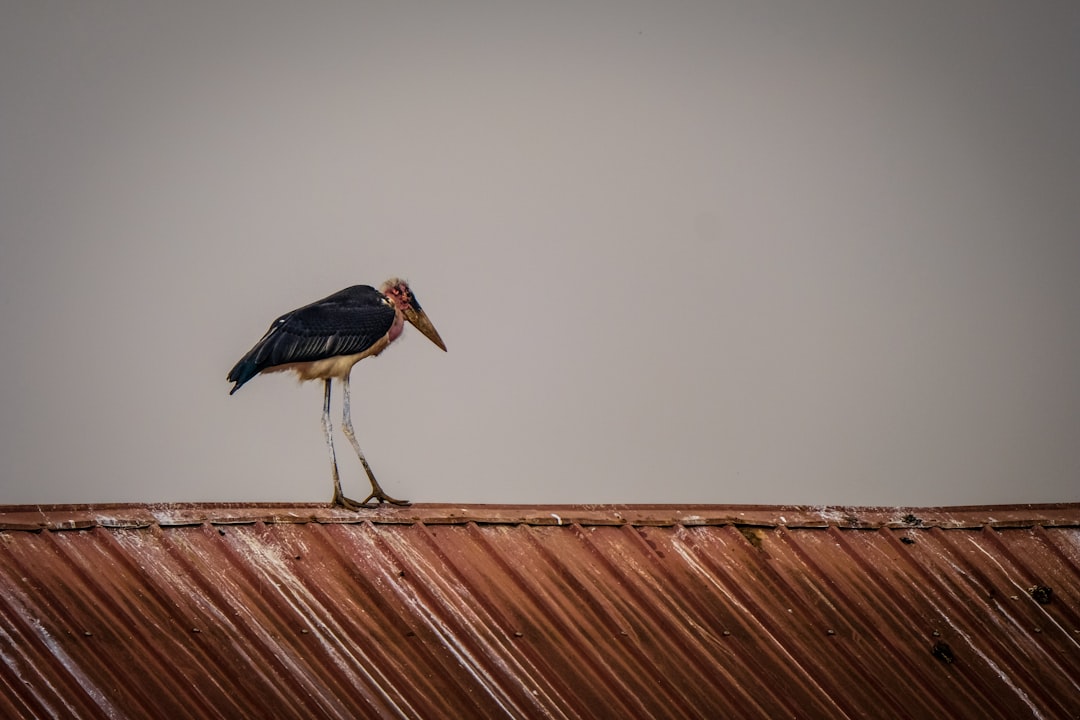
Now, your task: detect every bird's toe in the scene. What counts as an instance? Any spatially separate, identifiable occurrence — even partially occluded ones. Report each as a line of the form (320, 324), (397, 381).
(361, 490), (411, 507)
(333, 490), (410, 510)
(332, 493), (369, 512)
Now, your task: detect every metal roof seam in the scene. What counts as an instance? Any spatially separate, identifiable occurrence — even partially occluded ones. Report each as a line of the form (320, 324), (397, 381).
(889, 527), (1057, 716)
(294, 523), (456, 717)
(664, 526), (814, 717)
(291, 523), (441, 718)
(236, 523), (417, 718)
(10, 533), (151, 717)
(447, 524), (580, 719)
(87, 527), (257, 719)
(776, 526), (961, 718)
(922, 527), (1076, 718)
(455, 524), (637, 718)
(619, 525), (774, 714)
(0, 562), (115, 719)
(368, 523), (542, 718)
(574, 524), (756, 715)
(153, 524), (337, 718)
(667, 527), (851, 718)
(743, 526), (917, 714)
(516, 524), (675, 717)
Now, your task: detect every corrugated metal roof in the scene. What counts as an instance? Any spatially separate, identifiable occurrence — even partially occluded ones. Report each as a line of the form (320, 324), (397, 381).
(1, 503), (1077, 719)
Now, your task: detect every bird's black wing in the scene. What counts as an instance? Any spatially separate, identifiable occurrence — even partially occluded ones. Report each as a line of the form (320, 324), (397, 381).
(227, 285), (395, 394)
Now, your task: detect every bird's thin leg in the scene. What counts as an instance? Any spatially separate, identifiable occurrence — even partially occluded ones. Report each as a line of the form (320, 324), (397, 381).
(324, 379), (345, 504)
(341, 374), (410, 506)
(324, 379), (363, 511)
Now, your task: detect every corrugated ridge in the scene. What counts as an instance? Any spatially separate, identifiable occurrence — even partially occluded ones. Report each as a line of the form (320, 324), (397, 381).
(361, 523), (533, 717)
(823, 527), (1021, 718)
(668, 525), (861, 717)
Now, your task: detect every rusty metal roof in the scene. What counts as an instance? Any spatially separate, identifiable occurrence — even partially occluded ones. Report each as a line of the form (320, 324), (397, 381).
(1, 503), (1078, 719)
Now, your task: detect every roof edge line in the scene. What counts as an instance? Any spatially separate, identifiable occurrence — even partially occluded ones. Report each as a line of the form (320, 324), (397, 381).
(1, 502), (1078, 532)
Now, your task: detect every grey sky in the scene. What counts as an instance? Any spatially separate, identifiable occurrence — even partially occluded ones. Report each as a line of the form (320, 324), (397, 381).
(2, 2), (1078, 506)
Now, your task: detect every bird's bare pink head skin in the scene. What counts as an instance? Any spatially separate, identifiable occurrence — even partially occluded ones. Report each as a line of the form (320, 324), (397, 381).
(380, 278), (447, 351)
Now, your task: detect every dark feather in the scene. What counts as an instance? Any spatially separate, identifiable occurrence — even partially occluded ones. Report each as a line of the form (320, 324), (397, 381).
(227, 285), (395, 394)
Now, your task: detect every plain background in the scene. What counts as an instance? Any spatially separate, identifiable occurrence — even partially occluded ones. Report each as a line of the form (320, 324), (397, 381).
(2, 1), (1078, 507)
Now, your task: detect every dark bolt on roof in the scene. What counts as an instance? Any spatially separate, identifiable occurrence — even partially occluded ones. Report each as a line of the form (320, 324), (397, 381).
(0, 503), (1078, 718)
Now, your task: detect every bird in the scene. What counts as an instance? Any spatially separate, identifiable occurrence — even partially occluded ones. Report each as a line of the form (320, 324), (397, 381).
(227, 278), (446, 510)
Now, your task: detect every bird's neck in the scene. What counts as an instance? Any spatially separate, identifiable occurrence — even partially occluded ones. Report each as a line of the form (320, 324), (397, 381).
(387, 308), (406, 343)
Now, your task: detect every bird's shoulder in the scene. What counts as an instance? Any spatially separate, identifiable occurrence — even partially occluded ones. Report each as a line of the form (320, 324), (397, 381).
(278, 285), (394, 335)
(313, 285), (384, 306)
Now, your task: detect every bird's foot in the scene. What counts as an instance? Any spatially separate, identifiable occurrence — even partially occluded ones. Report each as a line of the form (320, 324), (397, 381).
(332, 490), (410, 511)
(361, 486), (411, 506)
(332, 492), (368, 512)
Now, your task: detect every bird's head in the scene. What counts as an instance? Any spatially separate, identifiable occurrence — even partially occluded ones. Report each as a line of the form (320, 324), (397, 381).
(380, 278), (447, 352)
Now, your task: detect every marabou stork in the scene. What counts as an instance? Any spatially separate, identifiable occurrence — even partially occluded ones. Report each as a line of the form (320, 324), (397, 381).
(227, 279), (446, 509)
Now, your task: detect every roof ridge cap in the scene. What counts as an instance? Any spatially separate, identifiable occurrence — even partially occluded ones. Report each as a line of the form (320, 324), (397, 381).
(1, 502), (1078, 532)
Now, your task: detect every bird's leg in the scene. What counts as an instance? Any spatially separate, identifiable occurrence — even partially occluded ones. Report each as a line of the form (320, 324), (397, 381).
(324, 379), (364, 511)
(341, 375), (410, 506)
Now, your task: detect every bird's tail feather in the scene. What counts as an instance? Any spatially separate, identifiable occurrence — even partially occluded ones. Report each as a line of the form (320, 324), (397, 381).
(227, 358), (259, 395)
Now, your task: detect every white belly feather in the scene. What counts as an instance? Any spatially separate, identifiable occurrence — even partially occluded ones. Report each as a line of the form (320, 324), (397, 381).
(266, 332), (392, 382)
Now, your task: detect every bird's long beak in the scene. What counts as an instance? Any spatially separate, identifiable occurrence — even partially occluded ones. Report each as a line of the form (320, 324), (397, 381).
(404, 308), (447, 351)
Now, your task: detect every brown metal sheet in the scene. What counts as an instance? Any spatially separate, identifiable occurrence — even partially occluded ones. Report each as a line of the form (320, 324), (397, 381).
(0, 504), (1078, 718)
